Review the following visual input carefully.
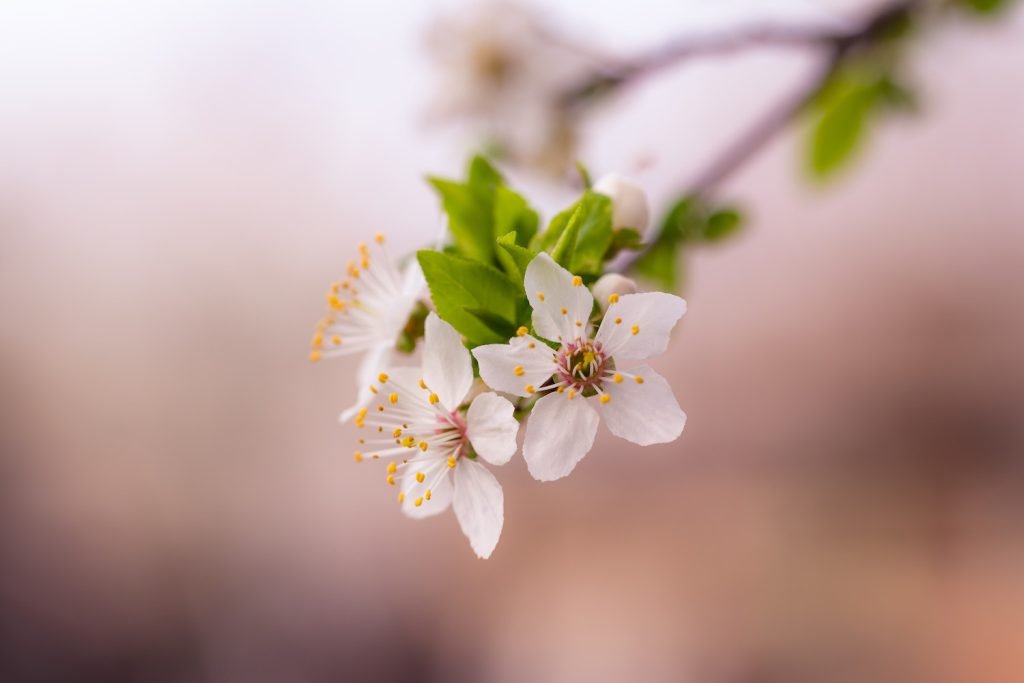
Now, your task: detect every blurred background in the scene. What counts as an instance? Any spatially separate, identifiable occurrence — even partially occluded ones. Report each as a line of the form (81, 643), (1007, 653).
(1, 0), (1023, 681)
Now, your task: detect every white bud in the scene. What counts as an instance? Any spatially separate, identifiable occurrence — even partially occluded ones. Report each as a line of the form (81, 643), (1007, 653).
(593, 173), (649, 232)
(592, 273), (638, 310)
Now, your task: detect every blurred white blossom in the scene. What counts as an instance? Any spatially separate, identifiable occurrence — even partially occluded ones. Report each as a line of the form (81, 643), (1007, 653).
(425, 0), (598, 174)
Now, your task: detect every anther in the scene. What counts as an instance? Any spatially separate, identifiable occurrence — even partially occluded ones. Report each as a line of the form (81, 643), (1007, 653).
(425, 489), (432, 501)
(572, 276), (583, 287)
(516, 326), (528, 337)
(331, 335), (341, 346)
(600, 394), (611, 404)
(398, 492), (405, 503)
(537, 292), (546, 301)
(388, 392), (399, 404)
(375, 232), (385, 244)
(419, 441), (428, 452)
(429, 393), (439, 405)
(631, 325), (640, 336)
(386, 474), (395, 486)
(447, 456), (456, 468)
(568, 389), (576, 400)
(525, 384), (535, 395)
(386, 462), (397, 474)
(514, 366), (525, 377)
(309, 350), (321, 362)
(613, 374), (624, 383)
(414, 497), (424, 508)
(419, 378), (427, 390)
(615, 317), (623, 325)
(415, 472), (425, 483)
(561, 307), (568, 315)
(609, 293), (620, 304)
(378, 372), (389, 383)
(635, 376), (645, 384)
(312, 333), (324, 348)
(393, 428), (402, 438)
(353, 452), (364, 463)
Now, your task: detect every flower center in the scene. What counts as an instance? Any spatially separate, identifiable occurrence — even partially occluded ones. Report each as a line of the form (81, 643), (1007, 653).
(556, 340), (610, 392)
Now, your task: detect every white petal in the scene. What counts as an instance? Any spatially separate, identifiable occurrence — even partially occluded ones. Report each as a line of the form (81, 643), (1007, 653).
(593, 173), (650, 231)
(524, 253), (593, 343)
(473, 335), (557, 398)
(453, 459), (504, 559)
(340, 345), (392, 423)
(423, 313), (473, 412)
(599, 366), (686, 446)
(523, 392), (599, 481)
(466, 392), (520, 466)
(400, 258), (426, 298)
(401, 458), (454, 519)
(596, 292), (687, 361)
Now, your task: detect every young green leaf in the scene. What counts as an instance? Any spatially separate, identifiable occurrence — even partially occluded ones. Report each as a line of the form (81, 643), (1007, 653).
(428, 178), (495, 263)
(493, 186), (539, 248)
(496, 231), (536, 284)
(806, 69), (887, 180)
(417, 250), (523, 345)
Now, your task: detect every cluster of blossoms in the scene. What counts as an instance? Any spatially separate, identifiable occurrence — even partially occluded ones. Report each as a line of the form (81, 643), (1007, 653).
(311, 159), (687, 558)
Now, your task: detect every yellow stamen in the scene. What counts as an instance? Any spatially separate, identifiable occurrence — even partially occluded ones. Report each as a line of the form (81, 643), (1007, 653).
(386, 462), (397, 474)
(419, 441), (428, 452)
(635, 376), (645, 384)
(568, 389), (576, 400)
(425, 489), (432, 501)
(600, 394), (611, 404)
(388, 392), (399, 404)
(353, 452), (364, 463)
(609, 293), (620, 304)
(615, 317), (623, 325)
(378, 372), (389, 383)
(369, 385), (378, 395)
(447, 456), (456, 468)
(386, 474), (395, 486)
(402, 437), (416, 448)
(375, 232), (385, 244)
(516, 326), (528, 337)
(429, 393), (439, 405)
(631, 324), (640, 336)
(393, 428), (403, 438)
(398, 492), (405, 503)
(312, 333), (324, 348)
(537, 292), (546, 301)
(414, 497), (423, 507)
(560, 307), (568, 315)
(572, 276), (583, 287)
(525, 384), (535, 395)
(514, 366), (525, 377)
(415, 472), (425, 483)
(331, 335), (341, 346)
(309, 350), (321, 362)
(613, 373), (624, 383)
(419, 378), (427, 389)
(575, 321), (582, 327)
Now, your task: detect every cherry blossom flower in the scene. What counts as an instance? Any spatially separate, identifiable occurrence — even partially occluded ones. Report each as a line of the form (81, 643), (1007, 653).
(309, 234), (424, 422)
(473, 253), (686, 481)
(593, 173), (650, 232)
(352, 313), (519, 559)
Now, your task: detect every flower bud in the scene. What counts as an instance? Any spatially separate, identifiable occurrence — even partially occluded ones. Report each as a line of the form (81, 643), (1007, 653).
(593, 173), (649, 232)
(592, 273), (638, 310)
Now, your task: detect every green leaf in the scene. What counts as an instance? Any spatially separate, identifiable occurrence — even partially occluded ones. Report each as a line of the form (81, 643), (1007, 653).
(703, 208), (744, 241)
(428, 178), (495, 263)
(493, 186), (538, 248)
(465, 307), (518, 340)
(496, 231), (536, 284)
(806, 70), (886, 180)
(604, 227), (644, 261)
(568, 192), (614, 275)
(417, 250), (523, 345)
(468, 154), (503, 190)
(959, 0), (1012, 15)
(575, 160), (593, 189)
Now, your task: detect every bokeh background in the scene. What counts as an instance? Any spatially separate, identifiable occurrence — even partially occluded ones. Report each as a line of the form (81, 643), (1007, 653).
(2, 1), (1023, 681)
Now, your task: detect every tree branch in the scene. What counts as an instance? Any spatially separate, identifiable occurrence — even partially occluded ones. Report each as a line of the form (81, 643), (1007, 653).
(596, 0), (921, 273)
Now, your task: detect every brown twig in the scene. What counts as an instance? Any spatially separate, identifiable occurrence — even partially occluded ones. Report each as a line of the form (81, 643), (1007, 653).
(599, 0), (921, 273)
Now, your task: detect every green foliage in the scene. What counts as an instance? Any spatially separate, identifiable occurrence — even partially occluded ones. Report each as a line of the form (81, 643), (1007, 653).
(958, 0), (1013, 15)
(532, 191), (613, 276)
(604, 228), (644, 261)
(496, 231), (536, 284)
(806, 67), (918, 181)
(631, 197), (745, 290)
(417, 250), (525, 346)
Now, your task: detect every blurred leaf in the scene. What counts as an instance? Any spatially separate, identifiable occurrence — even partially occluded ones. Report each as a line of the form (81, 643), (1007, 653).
(604, 227), (644, 260)
(417, 251), (522, 346)
(704, 208), (745, 241)
(958, 0), (1013, 14)
(468, 154), (503, 190)
(550, 203), (582, 269)
(466, 307), (518, 340)
(806, 69), (888, 180)
(575, 160), (593, 189)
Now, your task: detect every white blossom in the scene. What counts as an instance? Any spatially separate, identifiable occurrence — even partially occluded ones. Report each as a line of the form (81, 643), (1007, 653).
(352, 313), (519, 559)
(310, 234), (423, 422)
(473, 253), (686, 481)
(425, 0), (596, 173)
(593, 173), (650, 232)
